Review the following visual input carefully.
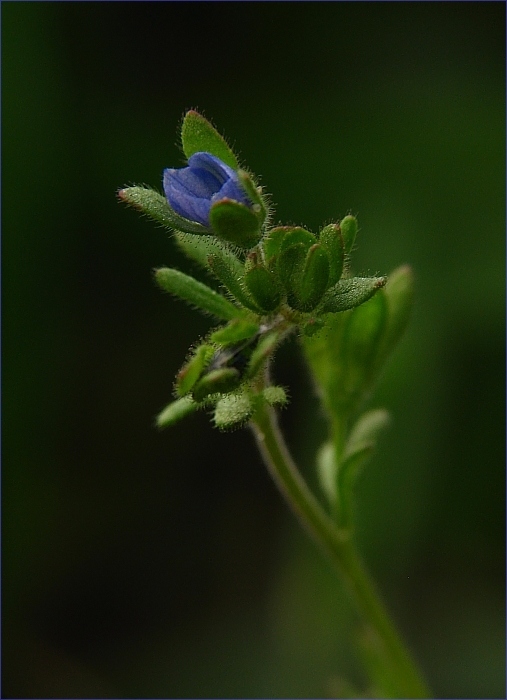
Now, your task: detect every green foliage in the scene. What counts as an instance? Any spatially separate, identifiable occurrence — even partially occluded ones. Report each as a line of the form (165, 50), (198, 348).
(154, 267), (243, 321)
(181, 110), (239, 169)
(156, 396), (198, 428)
(209, 198), (263, 249)
(118, 187), (209, 235)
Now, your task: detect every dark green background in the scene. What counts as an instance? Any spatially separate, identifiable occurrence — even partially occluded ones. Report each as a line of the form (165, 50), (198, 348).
(2, 2), (505, 698)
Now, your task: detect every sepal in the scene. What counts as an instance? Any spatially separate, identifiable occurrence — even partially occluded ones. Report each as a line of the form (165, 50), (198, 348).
(210, 319), (260, 345)
(176, 344), (214, 396)
(209, 198), (262, 249)
(155, 268), (243, 320)
(320, 276), (386, 313)
(340, 215), (358, 254)
(244, 252), (283, 312)
(319, 223), (345, 287)
(192, 367), (241, 402)
(181, 110), (238, 170)
(156, 396), (198, 429)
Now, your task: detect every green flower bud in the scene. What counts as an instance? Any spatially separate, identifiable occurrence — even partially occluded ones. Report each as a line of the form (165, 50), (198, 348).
(319, 223), (345, 287)
(339, 215), (358, 254)
(176, 343), (215, 396)
(192, 367), (242, 402)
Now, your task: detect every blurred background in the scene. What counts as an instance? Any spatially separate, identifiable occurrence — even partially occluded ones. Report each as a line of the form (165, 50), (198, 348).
(2, 3), (505, 698)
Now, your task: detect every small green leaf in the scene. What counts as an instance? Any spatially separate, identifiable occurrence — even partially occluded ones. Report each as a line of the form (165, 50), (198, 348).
(214, 392), (253, 429)
(245, 331), (281, 379)
(156, 396), (198, 429)
(210, 319), (259, 345)
(340, 215), (358, 254)
(376, 265), (414, 363)
(262, 227), (288, 262)
(207, 254), (261, 312)
(319, 223), (345, 287)
(209, 199), (262, 249)
(337, 445), (375, 527)
(192, 367), (241, 402)
(176, 344), (215, 396)
(320, 276), (386, 313)
(296, 244), (330, 311)
(277, 242), (306, 293)
(174, 232), (242, 272)
(317, 441), (338, 507)
(262, 385), (288, 407)
(181, 110), (238, 169)
(280, 227), (316, 253)
(345, 408), (391, 459)
(244, 264), (283, 312)
(237, 169), (268, 225)
(118, 187), (209, 235)
(155, 268), (243, 320)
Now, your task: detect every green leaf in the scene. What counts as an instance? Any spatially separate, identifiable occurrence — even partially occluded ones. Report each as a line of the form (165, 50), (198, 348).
(214, 392), (253, 429)
(320, 276), (386, 313)
(174, 232), (241, 271)
(317, 441), (338, 507)
(237, 169), (268, 225)
(192, 367), (241, 402)
(155, 268), (243, 320)
(176, 344), (215, 396)
(156, 396), (198, 429)
(207, 254), (261, 312)
(118, 187), (209, 235)
(245, 330), (281, 379)
(345, 408), (391, 459)
(181, 110), (239, 169)
(319, 223), (345, 287)
(340, 215), (358, 254)
(209, 199), (262, 249)
(210, 319), (259, 345)
(279, 226), (316, 253)
(262, 227), (288, 262)
(277, 242), (306, 293)
(376, 265), (414, 364)
(296, 244), (330, 311)
(244, 263), (283, 312)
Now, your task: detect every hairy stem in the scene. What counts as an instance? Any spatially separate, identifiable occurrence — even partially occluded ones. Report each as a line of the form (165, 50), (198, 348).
(250, 398), (430, 698)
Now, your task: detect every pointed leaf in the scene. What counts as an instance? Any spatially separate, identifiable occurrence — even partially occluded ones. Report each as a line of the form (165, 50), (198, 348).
(280, 226), (316, 253)
(376, 265), (414, 363)
(156, 396), (198, 429)
(155, 268), (243, 320)
(245, 330), (281, 379)
(181, 110), (238, 169)
(340, 215), (358, 254)
(319, 223), (345, 287)
(237, 169), (268, 225)
(118, 187), (209, 235)
(320, 276), (386, 313)
(244, 264), (283, 312)
(296, 244), (330, 311)
(207, 254), (261, 312)
(317, 441), (338, 507)
(345, 408), (391, 459)
(176, 344), (215, 396)
(262, 227), (288, 262)
(192, 367), (241, 402)
(174, 232), (242, 271)
(209, 198), (262, 249)
(210, 319), (259, 345)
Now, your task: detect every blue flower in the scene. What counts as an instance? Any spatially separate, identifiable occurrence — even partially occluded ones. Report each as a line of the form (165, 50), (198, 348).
(163, 152), (251, 227)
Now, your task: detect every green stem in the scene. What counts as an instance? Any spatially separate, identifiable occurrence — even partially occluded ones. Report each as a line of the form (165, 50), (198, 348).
(251, 398), (431, 699)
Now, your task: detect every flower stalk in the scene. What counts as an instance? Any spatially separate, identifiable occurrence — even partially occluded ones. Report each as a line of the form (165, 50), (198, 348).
(251, 394), (430, 699)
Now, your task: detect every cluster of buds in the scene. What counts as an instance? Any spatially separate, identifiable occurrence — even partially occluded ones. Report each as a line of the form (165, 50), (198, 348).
(119, 111), (394, 430)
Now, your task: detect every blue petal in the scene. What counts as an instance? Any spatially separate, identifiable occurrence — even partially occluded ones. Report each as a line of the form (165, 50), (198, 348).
(188, 152), (236, 184)
(215, 177), (251, 206)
